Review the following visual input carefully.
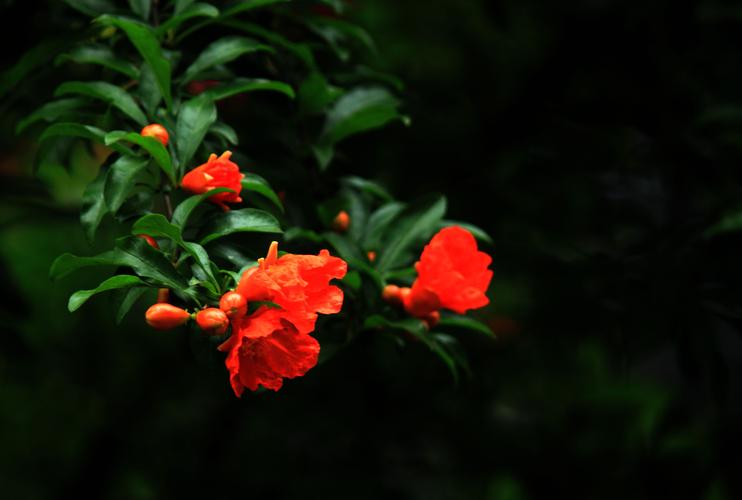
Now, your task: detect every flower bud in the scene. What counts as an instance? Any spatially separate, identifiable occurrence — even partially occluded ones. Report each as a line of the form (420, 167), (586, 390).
(137, 234), (159, 249)
(145, 303), (190, 330)
(331, 210), (350, 232)
(382, 284), (402, 305)
(140, 124), (169, 146)
(196, 308), (229, 335)
(422, 310), (441, 330)
(367, 251), (377, 262)
(403, 287), (440, 319)
(219, 291), (247, 319)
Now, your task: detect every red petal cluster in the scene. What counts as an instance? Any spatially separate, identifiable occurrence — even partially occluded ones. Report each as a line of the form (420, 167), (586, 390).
(180, 151), (244, 211)
(218, 242), (347, 396)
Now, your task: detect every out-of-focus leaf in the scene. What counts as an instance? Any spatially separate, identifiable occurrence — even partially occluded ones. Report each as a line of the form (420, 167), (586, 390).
(306, 17), (376, 60)
(437, 314), (496, 338)
(342, 176), (392, 201)
(138, 62), (162, 115)
(283, 227), (324, 243)
(298, 71), (343, 115)
(704, 211), (742, 238)
(223, 20), (315, 67)
(115, 286), (149, 324)
(105, 131), (175, 185)
(50, 250), (124, 280)
(95, 15), (173, 110)
(181, 36), (273, 83)
(0, 39), (68, 99)
(38, 123), (134, 157)
(171, 187), (234, 229)
(362, 201), (405, 250)
(199, 208), (282, 245)
(103, 155), (151, 214)
(55, 81), (147, 125)
(438, 220), (493, 245)
(15, 98), (87, 134)
(64, 0), (118, 16)
(128, 0), (151, 20)
(241, 173), (284, 212)
(377, 195), (446, 272)
(175, 0), (197, 14)
(176, 94), (217, 170)
(202, 78), (294, 100)
(56, 45), (139, 78)
(209, 122), (239, 145)
(157, 3), (219, 35)
(69, 275), (145, 312)
(80, 168), (108, 242)
(220, 0), (288, 17)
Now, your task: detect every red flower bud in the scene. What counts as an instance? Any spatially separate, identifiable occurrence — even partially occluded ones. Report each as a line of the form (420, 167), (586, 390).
(145, 303), (190, 330)
(186, 79), (220, 96)
(137, 234), (159, 249)
(196, 308), (229, 335)
(403, 286), (441, 319)
(367, 251), (377, 262)
(422, 310), (441, 330)
(181, 151), (244, 211)
(332, 210), (350, 232)
(382, 284), (402, 305)
(140, 124), (169, 146)
(219, 291), (247, 319)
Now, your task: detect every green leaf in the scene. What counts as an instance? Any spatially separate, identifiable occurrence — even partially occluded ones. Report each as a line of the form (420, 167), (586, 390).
(50, 250), (125, 280)
(202, 78), (294, 100)
(171, 188), (234, 229)
(342, 176), (392, 201)
(437, 314), (496, 338)
(64, 0), (118, 17)
(364, 314), (427, 336)
(55, 81), (147, 125)
(315, 87), (405, 169)
(103, 154), (151, 214)
(56, 45), (139, 78)
(362, 202), (404, 250)
(105, 131), (175, 185)
(115, 286), (149, 324)
(438, 220), (493, 245)
(128, 0), (151, 20)
(209, 121), (239, 145)
(377, 195), (447, 272)
(241, 173), (283, 212)
(39, 123), (135, 157)
(298, 71), (343, 115)
(157, 3), (220, 35)
(175, 0), (197, 14)
(15, 98), (87, 135)
(116, 236), (192, 291)
(80, 168), (109, 242)
(95, 15), (173, 110)
(180, 36), (273, 83)
(199, 208), (282, 245)
(176, 94), (217, 170)
(223, 20), (315, 67)
(69, 275), (145, 312)
(704, 211), (742, 238)
(306, 17), (376, 61)
(220, 0), (288, 17)
(0, 39), (69, 99)
(322, 231), (365, 264)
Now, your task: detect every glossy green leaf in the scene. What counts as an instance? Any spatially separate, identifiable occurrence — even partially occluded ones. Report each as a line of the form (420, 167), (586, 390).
(56, 45), (139, 78)
(209, 122), (239, 145)
(105, 131), (175, 185)
(15, 98), (87, 135)
(55, 81), (147, 125)
(438, 220), (493, 245)
(199, 208), (282, 245)
(69, 275), (145, 312)
(171, 188), (234, 229)
(95, 15), (173, 110)
(103, 155), (151, 214)
(138, 62), (162, 115)
(241, 173), (283, 212)
(220, 0), (288, 17)
(157, 3), (219, 35)
(40, 122), (135, 155)
(181, 36), (273, 83)
(116, 236), (192, 291)
(437, 314), (496, 338)
(202, 78), (294, 100)
(377, 195), (446, 272)
(50, 250), (125, 280)
(176, 94), (217, 170)
(128, 0), (151, 20)
(115, 286), (149, 324)
(80, 169), (109, 242)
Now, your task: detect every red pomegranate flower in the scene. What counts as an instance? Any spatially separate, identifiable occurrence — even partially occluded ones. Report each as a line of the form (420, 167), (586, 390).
(180, 151), (244, 211)
(218, 241), (347, 395)
(403, 226), (492, 318)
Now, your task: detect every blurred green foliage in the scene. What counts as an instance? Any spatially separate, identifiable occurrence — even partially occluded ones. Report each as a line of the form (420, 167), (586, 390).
(2, 0), (742, 499)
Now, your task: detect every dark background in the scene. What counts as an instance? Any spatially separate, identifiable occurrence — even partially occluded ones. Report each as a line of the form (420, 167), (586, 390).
(2, 1), (742, 498)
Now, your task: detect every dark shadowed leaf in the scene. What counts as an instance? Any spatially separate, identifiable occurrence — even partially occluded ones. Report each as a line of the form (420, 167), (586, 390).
(437, 314), (496, 338)
(209, 122), (239, 145)
(55, 81), (147, 125)
(220, 0), (288, 17)
(202, 78), (294, 100)
(64, 0), (118, 16)
(199, 208), (282, 245)
(438, 220), (493, 245)
(15, 98), (88, 135)
(157, 3), (219, 35)
(128, 0), (151, 20)
(115, 286), (149, 324)
(56, 45), (139, 78)
(103, 155), (151, 214)
(80, 168), (108, 242)
(69, 275), (145, 312)
(105, 131), (175, 185)
(176, 94), (217, 170)
(0, 39), (70, 99)
(181, 36), (273, 83)
(171, 188), (234, 229)
(241, 173), (283, 212)
(362, 201), (404, 250)
(138, 62), (162, 115)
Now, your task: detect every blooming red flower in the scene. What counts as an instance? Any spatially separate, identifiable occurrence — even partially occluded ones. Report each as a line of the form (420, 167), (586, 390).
(218, 307), (320, 395)
(235, 241), (348, 335)
(403, 226), (492, 318)
(218, 241), (347, 396)
(180, 151), (244, 211)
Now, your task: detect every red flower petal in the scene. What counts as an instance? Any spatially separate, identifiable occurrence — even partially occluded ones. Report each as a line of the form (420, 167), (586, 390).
(181, 151), (244, 209)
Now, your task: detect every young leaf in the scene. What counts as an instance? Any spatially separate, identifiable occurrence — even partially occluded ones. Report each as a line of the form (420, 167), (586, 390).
(202, 78), (295, 101)
(199, 208), (282, 245)
(105, 131), (175, 185)
(241, 173), (284, 212)
(103, 155), (151, 214)
(55, 81), (147, 125)
(176, 94), (217, 170)
(180, 36), (273, 83)
(56, 45), (139, 78)
(95, 15), (173, 110)
(157, 3), (220, 35)
(81, 168), (109, 242)
(171, 188), (234, 229)
(68, 275), (145, 312)
(437, 314), (496, 338)
(376, 195), (447, 272)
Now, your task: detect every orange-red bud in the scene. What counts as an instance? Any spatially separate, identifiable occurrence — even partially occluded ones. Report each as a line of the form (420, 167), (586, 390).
(403, 287), (440, 319)
(140, 124), (169, 146)
(332, 210), (350, 232)
(196, 308), (229, 335)
(382, 284), (402, 305)
(367, 251), (377, 262)
(145, 303), (190, 330)
(422, 310), (441, 330)
(219, 291), (247, 319)
(137, 234), (159, 249)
